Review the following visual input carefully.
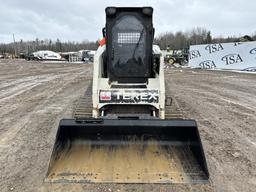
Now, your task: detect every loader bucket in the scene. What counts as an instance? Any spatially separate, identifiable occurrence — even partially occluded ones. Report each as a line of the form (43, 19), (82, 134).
(46, 119), (209, 183)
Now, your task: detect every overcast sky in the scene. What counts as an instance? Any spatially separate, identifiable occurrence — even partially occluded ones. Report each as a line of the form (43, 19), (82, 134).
(0, 0), (255, 43)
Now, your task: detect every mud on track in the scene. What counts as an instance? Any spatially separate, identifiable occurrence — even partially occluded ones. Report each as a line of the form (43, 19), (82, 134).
(0, 60), (255, 192)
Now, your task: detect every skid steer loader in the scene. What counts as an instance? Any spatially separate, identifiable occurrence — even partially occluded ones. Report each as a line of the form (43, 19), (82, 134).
(46, 7), (209, 184)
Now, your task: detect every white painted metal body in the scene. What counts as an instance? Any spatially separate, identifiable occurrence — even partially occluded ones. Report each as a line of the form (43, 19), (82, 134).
(92, 45), (165, 119)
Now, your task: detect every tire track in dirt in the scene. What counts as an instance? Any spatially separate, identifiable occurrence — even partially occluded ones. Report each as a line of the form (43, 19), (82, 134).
(0, 61), (93, 191)
(0, 67), (91, 144)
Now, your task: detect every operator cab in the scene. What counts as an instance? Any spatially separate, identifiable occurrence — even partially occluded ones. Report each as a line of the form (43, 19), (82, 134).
(104, 7), (154, 83)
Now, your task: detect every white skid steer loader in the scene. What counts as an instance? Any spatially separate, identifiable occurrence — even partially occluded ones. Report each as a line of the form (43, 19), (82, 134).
(46, 7), (209, 184)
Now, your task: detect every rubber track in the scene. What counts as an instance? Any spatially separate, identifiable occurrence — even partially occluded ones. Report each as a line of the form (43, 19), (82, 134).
(73, 81), (93, 118)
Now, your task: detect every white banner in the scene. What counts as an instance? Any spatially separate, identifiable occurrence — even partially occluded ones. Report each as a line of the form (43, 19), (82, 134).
(189, 41), (256, 70)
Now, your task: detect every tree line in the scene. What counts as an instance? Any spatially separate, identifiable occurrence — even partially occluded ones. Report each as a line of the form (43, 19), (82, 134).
(0, 27), (255, 55)
(154, 27), (256, 50)
(0, 38), (98, 55)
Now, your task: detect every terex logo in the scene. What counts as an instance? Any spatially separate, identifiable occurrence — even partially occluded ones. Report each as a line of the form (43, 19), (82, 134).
(99, 90), (159, 103)
(100, 91), (111, 101)
(199, 60), (216, 69)
(189, 50), (201, 59)
(221, 54), (243, 65)
(205, 44), (223, 54)
(249, 48), (256, 54)
(115, 91), (158, 102)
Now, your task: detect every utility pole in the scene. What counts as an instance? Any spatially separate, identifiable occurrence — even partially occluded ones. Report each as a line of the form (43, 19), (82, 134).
(13, 34), (17, 57)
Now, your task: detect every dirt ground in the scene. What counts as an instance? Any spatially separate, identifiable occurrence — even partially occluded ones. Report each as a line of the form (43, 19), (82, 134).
(165, 69), (256, 192)
(0, 60), (255, 192)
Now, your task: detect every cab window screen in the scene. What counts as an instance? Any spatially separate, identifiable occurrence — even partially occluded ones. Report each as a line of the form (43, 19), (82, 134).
(118, 32), (140, 44)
